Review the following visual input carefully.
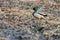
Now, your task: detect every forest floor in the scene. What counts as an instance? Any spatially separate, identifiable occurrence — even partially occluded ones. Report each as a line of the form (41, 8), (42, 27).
(0, 0), (60, 40)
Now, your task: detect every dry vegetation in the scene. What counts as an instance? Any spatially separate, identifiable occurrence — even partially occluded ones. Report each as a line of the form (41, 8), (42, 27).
(0, 0), (60, 40)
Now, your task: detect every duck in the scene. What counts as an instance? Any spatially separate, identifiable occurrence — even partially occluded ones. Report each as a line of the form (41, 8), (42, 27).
(32, 12), (47, 20)
(32, 12), (60, 24)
